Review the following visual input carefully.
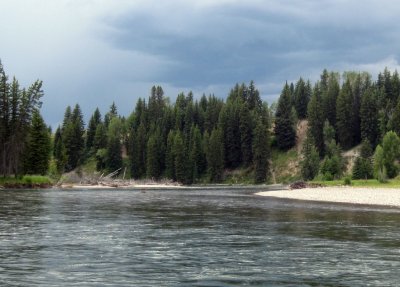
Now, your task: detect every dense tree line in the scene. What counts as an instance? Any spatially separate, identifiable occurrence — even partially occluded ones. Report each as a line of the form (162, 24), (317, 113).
(291, 68), (400, 181)
(52, 82), (271, 184)
(0, 61), (50, 176)
(5, 58), (400, 184)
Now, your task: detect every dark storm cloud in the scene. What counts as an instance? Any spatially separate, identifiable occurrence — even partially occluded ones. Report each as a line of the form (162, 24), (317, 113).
(2, 0), (400, 126)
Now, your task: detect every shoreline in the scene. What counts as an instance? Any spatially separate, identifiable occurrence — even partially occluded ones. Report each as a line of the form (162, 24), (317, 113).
(256, 186), (400, 207)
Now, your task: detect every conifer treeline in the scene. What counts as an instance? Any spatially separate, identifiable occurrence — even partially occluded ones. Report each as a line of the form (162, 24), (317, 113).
(0, 61), (51, 176)
(53, 82), (271, 184)
(281, 68), (400, 181)
(3, 57), (400, 184)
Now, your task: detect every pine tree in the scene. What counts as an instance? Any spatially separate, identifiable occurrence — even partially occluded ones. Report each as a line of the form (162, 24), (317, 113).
(239, 103), (253, 166)
(300, 132), (320, 180)
(253, 120), (270, 183)
(24, 110), (51, 175)
(130, 123), (147, 178)
(53, 126), (67, 173)
(219, 99), (242, 167)
(293, 77), (310, 119)
(360, 87), (379, 147)
(274, 83), (296, 150)
(146, 128), (163, 179)
(388, 98), (400, 136)
(173, 131), (186, 183)
(165, 130), (176, 180)
(307, 84), (325, 155)
(86, 108), (102, 154)
(188, 125), (205, 182)
(63, 104), (85, 171)
(352, 140), (373, 179)
(381, 131), (400, 178)
(207, 128), (224, 182)
(323, 72), (340, 127)
(106, 117), (122, 172)
(373, 144), (386, 182)
(104, 102), (118, 128)
(336, 80), (354, 149)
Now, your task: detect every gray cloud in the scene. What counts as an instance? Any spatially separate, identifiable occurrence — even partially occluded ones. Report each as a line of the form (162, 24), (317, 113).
(1, 0), (400, 127)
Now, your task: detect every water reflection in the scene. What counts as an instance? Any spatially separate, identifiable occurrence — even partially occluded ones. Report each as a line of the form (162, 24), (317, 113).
(0, 189), (400, 286)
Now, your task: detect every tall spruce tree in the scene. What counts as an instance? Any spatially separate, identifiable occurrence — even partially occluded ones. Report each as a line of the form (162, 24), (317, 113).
(63, 104), (85, 171)
(300, 131), (320, 180)
(360, 87), (379, 147)
(173, 131), (186, 183)
(307, 84), (325, 155)
(188, 125), (204, 182)
(293, 77), (310, 119)
(207, 128), (224, 182)
(86, 108), (102, 154)
(24, 110), (51, 175)
(336, 80), (354, 149)
(274, 83), (296, 150)
(53, 126), (67, 173)
(253, 120), (270, 183)
(0, 61), (44, 176)
(381, 131), (400, 178)
(239, 103), (253, 166)
(106, 117), (123, 172)
(323, 72), (340, 127)
(146, 128), (163, 179)
(165, 130), (176, 180)
(219, 99), (242, 167)
(352, 140), (373, 179)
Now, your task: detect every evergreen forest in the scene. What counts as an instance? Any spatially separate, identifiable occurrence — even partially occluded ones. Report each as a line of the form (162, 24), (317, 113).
(2, 59), (400, 185)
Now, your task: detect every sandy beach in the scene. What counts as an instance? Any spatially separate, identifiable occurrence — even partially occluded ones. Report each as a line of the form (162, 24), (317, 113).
(256, 187), (400, 207)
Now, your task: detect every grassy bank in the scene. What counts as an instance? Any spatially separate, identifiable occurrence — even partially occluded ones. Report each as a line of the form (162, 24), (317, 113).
(312, 178), (400, 188)
(0, 175), (53, 189)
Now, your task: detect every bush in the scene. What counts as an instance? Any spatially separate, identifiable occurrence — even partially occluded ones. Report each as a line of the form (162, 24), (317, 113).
(322, 172), (333, 181)
(343, 176), (352, 185)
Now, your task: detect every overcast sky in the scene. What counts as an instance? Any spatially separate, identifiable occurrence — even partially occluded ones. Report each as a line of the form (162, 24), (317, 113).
(1, 0), (400, 127)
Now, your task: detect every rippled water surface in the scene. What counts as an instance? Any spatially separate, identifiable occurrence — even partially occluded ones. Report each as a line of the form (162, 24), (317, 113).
(1, 188), (400, 286)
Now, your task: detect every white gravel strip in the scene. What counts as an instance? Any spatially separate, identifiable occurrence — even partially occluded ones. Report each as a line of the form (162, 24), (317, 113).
(256, 187), (400, 207)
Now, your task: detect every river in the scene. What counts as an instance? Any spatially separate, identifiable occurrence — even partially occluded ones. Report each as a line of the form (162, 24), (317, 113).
(1, 188), (400, 286)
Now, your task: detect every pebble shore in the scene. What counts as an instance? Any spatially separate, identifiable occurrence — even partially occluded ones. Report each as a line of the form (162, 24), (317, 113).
(256, 187), (400, 207)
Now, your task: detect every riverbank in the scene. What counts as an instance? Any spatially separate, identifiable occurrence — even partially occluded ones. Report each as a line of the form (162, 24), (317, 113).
(256, 187), (400, 207)
(0, 176), (53, 189)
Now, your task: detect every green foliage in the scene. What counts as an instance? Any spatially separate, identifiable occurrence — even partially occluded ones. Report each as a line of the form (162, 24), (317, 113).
(336, 80), (354, 148)
(86, 107), (102, 154)
(343, 176), (352, 186)
(53, 126), (67, 173)
(106, 117), (123, 172)
(24, 110), (51, 175)
(320, 140), (344, 180)
(219, 99), (242, 167)
(63, 104), (85, 171)
(239, 103), (254, 166)
(207, 128), (224, 183)
(300, 132), (320, 181)
(188, 125), (205, 183)
(293, 78), (310, 119)
(360, 88), (379, 147)
(323, 72), (340, 127)
(274, 83), (296, 150)
(352, 140), (373, 180)
(165, 130), (176, 180)
(253, 120), (270, 183)
(373, 144), (387, 182)
(307, 84), (325, 155)
(173, 131), (186, 183)
(381, 131), (400, 178)
(0, 61), (44, 176)
(146, 128), (164, 179)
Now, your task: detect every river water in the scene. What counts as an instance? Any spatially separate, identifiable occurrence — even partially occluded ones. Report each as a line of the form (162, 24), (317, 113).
(1, 188), (400, 286)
